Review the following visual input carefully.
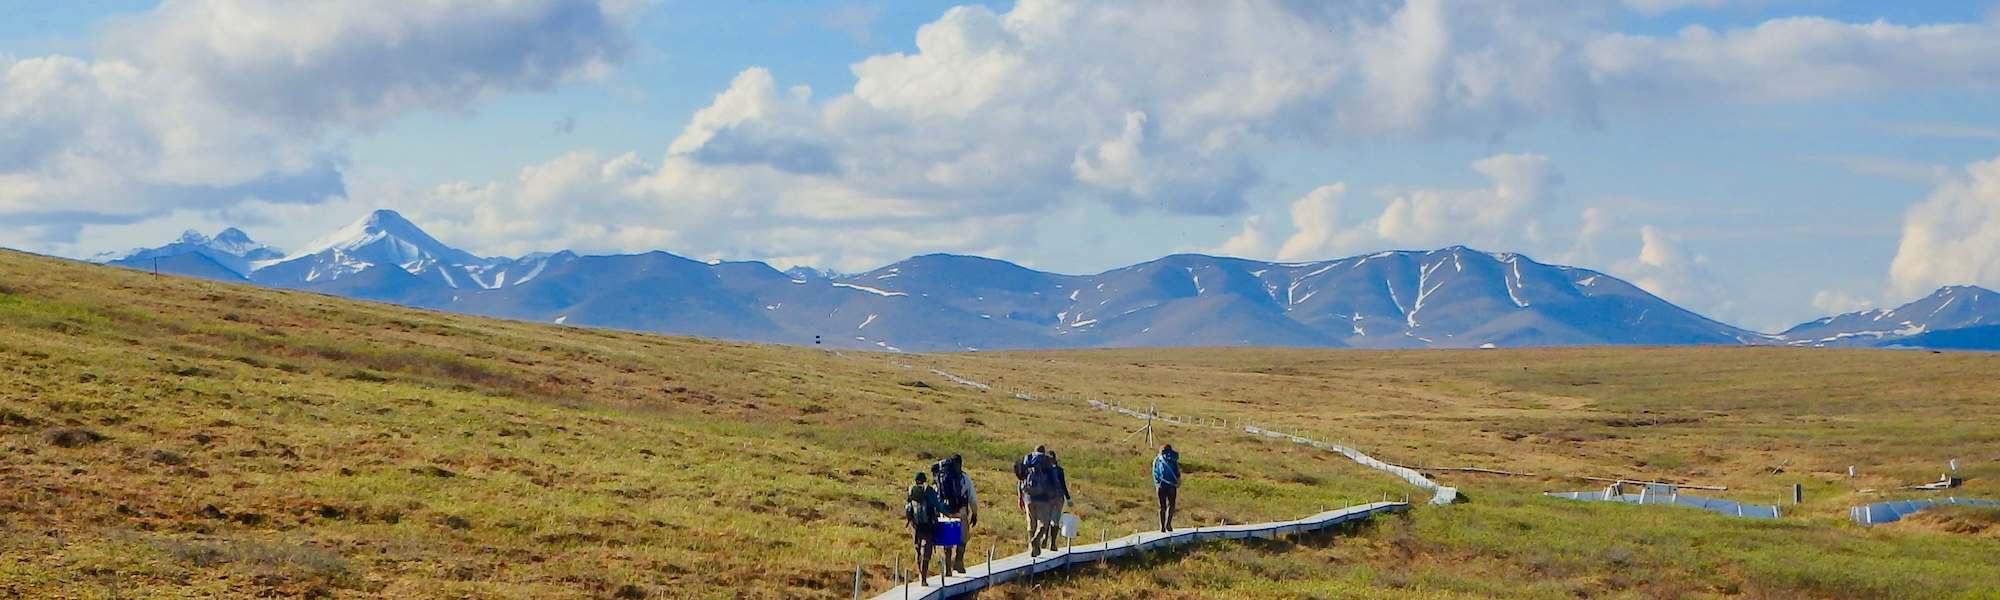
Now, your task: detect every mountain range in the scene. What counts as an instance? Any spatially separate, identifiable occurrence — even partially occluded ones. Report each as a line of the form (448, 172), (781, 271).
(88, 209), (2000, 351)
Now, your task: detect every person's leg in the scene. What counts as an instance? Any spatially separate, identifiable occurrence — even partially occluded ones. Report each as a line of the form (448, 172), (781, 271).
(1041, 501), (1062, 551)
(1032, 501), (1057, 553)
(1164, 484), (1178, 531)
(1157, 484), (1169, 531)
(918, 540), (934, 584)
(1026, 505), (1044, 557)
(955, 529), (970, 573)
(911, 528), (928, 584)
(940, 544), (953, 575)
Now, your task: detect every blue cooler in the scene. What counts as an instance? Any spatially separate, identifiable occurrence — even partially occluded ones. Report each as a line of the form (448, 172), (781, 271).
(933, 517), (964, 546)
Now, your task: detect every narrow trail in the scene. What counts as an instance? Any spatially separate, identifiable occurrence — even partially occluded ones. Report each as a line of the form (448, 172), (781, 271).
(848, 358), (1450, 598)
(863, 502), (1409, 600)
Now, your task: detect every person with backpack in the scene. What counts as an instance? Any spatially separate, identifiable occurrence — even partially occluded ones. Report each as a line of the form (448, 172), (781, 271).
(904, 471), (949, 585)
(1017, 447), (1070, 556)
(929, 454), (978, 575)
(1013, 445), (1051, 495)
(1153, 444), (1181, 532)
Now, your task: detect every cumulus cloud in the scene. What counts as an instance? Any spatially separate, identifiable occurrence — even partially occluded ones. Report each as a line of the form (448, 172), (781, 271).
(1888, 156), (2000, 297)
(1208, 215), (1274, 259)
(670, 1), (1609, 219)
(0, 0), (636, 250)
(1615, 225), (1733, 316)
(1252, 153), (1568, 262)
(1274, 184), (1363, 261)
(1375, 153), (1563, 248)
(102, 0), (633, 129)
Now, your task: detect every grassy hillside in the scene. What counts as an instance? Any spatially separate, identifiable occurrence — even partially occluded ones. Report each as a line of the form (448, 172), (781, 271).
(3, 248), (1999, 599)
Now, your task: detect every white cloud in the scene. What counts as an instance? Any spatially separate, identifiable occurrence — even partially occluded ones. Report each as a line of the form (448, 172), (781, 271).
(1615, 224), (1733, 317)
(102, 0), (634, 129)
(1273, 184), (1358, 261)
(1201, 153), (1580, 263)
(397, 149), (1043, 272)
(1376, 153), (1563, 248)
(661, 1), (1613, 223)
(1209, 215), (1274, 259)
(0, 0), (637, 252)
(1812, 289), (1876, 315)
(1888, 156), (2000, 298)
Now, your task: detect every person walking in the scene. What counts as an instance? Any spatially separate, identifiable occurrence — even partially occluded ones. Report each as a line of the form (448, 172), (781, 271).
(1153, 444), (1181, 532)
(1017, 447), (1069, 557)
(904, 471), (948, 585)
(1042, 452), (1072, 552)
(930, 454), (978, 575)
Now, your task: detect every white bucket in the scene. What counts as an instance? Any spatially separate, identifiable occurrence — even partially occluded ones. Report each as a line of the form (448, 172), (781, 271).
(1060, 513), (1079, 538)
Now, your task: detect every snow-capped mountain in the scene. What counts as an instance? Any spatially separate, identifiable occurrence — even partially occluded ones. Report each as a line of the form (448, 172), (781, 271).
(1778, 285), (2000, 347)
(93, 228), (283, 276)
(96, 209), (1784, 351)
(248, 209), (562, 290)
(770, 249), (1763, 351)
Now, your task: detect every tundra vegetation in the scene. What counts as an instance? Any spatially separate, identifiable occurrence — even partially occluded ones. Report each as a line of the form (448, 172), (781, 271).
(1, 249), (1996, 599)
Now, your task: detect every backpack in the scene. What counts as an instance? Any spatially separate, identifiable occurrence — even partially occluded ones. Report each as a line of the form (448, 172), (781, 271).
(1019, 462), (1057, 499)
(933, 459), (969, 513)
(1014, 452), (1046, 481)
(905, 486), (939, 528)
(1154, 451), (1181, 486)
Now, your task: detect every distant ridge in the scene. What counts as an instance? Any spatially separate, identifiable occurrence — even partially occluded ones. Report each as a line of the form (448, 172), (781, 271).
(108, 208), (2000, 352)
(1778, 285), (2000, 348)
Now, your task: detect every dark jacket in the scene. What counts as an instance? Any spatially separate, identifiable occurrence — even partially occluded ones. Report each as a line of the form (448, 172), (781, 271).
(1051, 464), (1070, 502)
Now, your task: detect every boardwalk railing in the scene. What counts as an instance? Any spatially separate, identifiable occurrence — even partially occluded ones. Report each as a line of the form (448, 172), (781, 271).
(865, 501), (1409, 600)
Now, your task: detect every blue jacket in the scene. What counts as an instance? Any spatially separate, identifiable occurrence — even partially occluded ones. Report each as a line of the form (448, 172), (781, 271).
(1153, 448), (1181, 487)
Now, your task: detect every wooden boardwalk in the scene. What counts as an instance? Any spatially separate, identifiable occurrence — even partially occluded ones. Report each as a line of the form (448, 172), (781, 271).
(865, 501), (1408, 600)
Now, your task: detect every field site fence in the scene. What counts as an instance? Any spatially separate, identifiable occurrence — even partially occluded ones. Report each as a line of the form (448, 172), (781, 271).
(1547, 484), (1780, 519)
(861, 501), (1409, 600)
(1084, 399), (1460, 505)
(1850, 497), (1999, 525)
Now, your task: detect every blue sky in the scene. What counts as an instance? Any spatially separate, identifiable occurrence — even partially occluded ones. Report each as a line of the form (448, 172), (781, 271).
(4, 1), (2000, 332)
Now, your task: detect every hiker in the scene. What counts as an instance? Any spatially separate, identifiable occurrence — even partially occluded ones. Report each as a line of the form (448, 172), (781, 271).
(1153, 444), (1181, 532)
(1018, 448), (1070, 556)
(1014, 444), (1051, 491)
(904, 471), (948, 585)
(930, 454), (978, 575)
